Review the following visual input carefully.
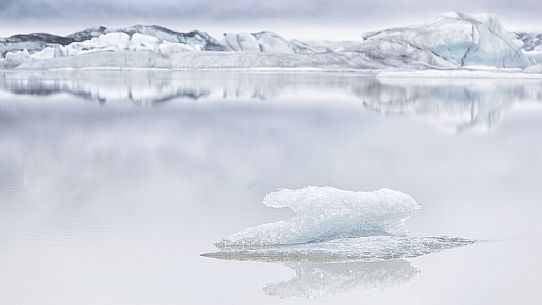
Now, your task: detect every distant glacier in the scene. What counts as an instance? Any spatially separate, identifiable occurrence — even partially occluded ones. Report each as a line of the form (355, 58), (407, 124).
(1, 12), (541, 72)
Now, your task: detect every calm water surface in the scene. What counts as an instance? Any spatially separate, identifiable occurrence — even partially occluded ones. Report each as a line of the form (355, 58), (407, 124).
(0, 70), (541, 305)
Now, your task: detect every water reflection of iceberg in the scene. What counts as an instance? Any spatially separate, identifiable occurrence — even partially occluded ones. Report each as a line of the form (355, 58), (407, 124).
(263, 260), (419, 298)
(1, 70), (540, 132)
(356, 78), (541, 132)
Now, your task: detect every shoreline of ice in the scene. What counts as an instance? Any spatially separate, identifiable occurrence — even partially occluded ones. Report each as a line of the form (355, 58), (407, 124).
(377, 68), (542, 79)
(4, 66), (375, 74)
(5, 63), (542, 79)
(5, 65), (542, 80)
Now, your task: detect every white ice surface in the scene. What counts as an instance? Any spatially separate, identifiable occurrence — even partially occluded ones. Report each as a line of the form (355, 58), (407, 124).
(158, 41), (197, 54)
(224, 33), (260, 52)
(253, 32), (294, 54)
(223, 32), (294, 54)
(355, 12), (531, 69)
(205, 186), (476, 261)
(524, 50), (542, 64)
(524, 63), (542, 73)
(1, 49), (30, 67)
(14, 50), (366, 70)
(216, 187), (420, 248)
(3, 12), (539, 71)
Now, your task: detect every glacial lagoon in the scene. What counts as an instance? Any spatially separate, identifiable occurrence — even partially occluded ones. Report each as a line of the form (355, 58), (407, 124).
(0, 70), (541, 305)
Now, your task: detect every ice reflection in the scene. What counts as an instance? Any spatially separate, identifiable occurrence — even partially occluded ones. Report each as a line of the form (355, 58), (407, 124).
(264, 260), (419, 298)
(1, 70), (541, 131)
(203, 252), (419, 299)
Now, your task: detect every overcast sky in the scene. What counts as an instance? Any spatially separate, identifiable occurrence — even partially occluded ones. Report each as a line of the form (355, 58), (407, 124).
(1, 0), (541, 39)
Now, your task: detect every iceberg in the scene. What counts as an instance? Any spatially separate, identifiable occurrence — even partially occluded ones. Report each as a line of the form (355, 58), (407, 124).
(355, 12), (531, 68)
(216, 187), (419, 248)
(1, 12), (539, 71)
(203, 186), (476, 261)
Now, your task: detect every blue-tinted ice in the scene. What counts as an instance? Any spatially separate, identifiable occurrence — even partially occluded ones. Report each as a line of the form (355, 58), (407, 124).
(202, 186), (476, 262)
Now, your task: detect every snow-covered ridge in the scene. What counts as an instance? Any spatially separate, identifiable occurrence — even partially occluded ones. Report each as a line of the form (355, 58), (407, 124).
(1, 12), (540, 71)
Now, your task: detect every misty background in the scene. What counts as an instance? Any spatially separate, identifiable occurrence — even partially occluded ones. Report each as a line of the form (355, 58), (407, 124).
(1, 0), (541, 41)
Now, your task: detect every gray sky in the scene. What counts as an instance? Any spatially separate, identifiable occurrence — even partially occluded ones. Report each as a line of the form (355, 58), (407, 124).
(1, 0), (541, 39)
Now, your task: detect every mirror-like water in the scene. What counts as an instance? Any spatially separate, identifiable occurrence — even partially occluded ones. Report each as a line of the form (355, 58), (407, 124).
(0, 70), (541, 305)
(2, 70), (542, 132)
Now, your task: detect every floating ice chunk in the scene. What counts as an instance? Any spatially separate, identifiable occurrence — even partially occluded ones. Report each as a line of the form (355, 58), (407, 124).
(217, 187), (420, 248)
(204, 186), (477, 262)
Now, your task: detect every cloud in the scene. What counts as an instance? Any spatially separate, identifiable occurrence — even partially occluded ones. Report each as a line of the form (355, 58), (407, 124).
(2, 0), (540, 21)
(1, 0), (540, 35)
